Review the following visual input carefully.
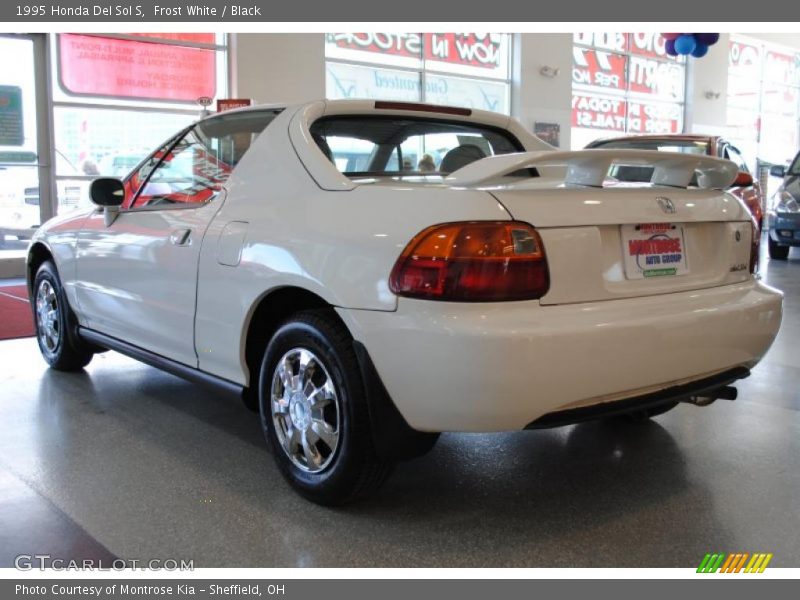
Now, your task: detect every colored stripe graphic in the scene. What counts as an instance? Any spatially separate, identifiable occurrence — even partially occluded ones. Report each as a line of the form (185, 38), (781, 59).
(697, 554), (712, 573)
(697, 552), (771, 573)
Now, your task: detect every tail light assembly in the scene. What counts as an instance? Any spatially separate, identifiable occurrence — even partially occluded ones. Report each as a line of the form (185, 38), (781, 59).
(389, 221), (549, 302)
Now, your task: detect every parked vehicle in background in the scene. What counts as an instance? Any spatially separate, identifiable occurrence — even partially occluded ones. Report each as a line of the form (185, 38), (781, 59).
(0, 151), (89, 247)
(586, 135), (763, 226)
(767, 152), (800, 259)
(27, 100), (782, 504)
(97, 152), (147, 178)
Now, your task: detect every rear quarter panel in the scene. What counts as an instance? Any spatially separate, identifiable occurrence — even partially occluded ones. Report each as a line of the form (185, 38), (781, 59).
(194, 108), (508, 385)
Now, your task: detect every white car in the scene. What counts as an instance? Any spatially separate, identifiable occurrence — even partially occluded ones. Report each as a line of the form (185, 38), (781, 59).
(27, 100), (783, 504)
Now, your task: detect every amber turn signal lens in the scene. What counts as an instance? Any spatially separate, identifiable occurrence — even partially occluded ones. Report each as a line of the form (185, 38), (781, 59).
(389, 221), (549, 302)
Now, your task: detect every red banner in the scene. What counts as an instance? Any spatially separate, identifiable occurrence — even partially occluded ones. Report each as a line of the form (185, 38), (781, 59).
(128, 33), (216, 44)
(764, 49), (800, 86)
(627, 100), (682, 134)
(729, 40), (761, 74)
(572, 47), (627, 91)
(423, 34), (502, 69)
(327, 33), (503, 70)
(573, 32), (628, 53)
(58, 34), (216, 102)
(627, 56), (683, 99)
(628, 33), (677, 61)
(571, 93), (627, 131)
(217, 98), (252, 112)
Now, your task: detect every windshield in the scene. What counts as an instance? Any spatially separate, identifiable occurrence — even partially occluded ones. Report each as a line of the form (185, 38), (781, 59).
(309, 116), (523, 178)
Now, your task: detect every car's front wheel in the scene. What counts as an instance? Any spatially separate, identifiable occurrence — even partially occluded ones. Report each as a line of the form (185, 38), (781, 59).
(259, 310), (393, 505)
(33, 261), (94, 371)
(768, 237), (790, 260)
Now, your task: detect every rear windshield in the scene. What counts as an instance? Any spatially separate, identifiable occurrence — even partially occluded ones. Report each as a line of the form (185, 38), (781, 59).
(309, 116), (524, 177)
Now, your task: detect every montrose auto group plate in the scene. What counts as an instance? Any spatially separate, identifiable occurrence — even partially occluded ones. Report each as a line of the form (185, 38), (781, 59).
(621, 223), (689, 279)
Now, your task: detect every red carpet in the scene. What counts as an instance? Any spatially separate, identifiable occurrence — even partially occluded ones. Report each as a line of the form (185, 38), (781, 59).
(0, 285), (35, 340)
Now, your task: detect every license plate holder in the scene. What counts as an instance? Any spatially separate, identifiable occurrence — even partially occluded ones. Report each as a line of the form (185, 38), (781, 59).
(621, 223), (689, 279)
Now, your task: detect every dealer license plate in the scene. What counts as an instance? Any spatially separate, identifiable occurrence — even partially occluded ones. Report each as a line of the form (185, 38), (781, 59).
(621, 223), (689, 279)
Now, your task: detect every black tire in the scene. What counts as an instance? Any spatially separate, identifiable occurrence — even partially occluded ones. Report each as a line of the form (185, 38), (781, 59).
(616, 401), (679, 423)
(32, 261), (94, 371)
(258, 309), (393, 505)
(768, 237), (790, 260)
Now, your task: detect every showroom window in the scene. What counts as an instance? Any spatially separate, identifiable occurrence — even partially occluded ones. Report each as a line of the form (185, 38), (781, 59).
(51, 33), (229, 216)
(727, 36), (800, 172)
(324, 33), (512, 114)
(570, 33), (687, 149)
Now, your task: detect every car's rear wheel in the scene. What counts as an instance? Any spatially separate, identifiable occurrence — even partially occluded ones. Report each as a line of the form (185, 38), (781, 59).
(33, 261), (94, 371)
(768, 237), (790, 260)
(259, 310), (393, 505)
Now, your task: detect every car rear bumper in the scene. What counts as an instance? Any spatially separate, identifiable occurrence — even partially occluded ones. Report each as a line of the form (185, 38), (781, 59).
(768, 212), (800, 245)
(338, 280), (782, 432)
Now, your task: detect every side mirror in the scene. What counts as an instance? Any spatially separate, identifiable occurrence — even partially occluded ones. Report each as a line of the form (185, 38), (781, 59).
(770, 165), (786, 178)
(733, 171), (753, 187)
(90, 177), (125, 207)
(90, 178), (125, 226)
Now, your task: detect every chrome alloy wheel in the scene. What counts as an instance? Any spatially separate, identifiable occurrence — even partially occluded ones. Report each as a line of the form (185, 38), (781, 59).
(270, 348), (341, 473)
(35, 280), (60, 353)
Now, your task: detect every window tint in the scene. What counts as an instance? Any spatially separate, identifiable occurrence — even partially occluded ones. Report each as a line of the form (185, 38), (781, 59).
(310, 116), (522, 177)
(125, 109), (281, 210)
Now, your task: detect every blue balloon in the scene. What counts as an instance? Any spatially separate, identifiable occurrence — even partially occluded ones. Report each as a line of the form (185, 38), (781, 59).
(674, 34), (697, 55)
(665, 39), (678, 56)
(695, 33), (720, 46)
(691, 43), (709, 58)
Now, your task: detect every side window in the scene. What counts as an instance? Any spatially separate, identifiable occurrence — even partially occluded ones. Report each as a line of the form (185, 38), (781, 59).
(125, 109), (282, 210)
(122, 133), (182, 209)
(724, 145), (749, 173)
(132, 129), (226, 209)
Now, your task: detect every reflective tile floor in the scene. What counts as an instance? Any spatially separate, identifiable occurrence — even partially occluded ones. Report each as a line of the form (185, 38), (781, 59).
(1, 249), (799, 568)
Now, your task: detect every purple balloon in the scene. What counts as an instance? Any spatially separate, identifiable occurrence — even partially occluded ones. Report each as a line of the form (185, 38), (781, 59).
(674, 34), (697, 55)
(662, 33), (681, 41)
(691, 43), (709, 58)
(665, 39), (678, 56)
(695, 33), (720, 46)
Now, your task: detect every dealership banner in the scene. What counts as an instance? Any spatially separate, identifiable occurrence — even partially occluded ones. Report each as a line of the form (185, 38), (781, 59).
(0, 0), (797, 21)
(1, 579), (798, 599)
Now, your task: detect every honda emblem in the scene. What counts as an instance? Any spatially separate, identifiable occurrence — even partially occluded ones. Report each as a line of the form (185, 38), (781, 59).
(656, 197), (676, 214)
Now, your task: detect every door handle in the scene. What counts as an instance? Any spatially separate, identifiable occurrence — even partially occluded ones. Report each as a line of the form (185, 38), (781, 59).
(170, 228), (192, 246)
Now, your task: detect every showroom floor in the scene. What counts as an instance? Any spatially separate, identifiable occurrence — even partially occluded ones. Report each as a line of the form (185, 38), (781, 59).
(0, 247), (798, 568)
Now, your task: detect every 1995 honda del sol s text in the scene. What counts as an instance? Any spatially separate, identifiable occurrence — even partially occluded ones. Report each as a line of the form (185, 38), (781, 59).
(27, 100), (783, 504)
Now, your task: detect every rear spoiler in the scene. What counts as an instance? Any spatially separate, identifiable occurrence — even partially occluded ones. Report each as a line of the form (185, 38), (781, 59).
(444, 149), (739, 189)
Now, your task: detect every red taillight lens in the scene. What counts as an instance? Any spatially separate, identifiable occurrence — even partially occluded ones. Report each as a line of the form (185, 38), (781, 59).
(750, 220), (760, 274)
(389, 221), (549, 301)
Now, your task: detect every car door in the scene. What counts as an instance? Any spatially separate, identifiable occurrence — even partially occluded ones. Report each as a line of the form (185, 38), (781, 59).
(75, 125), (231, 367)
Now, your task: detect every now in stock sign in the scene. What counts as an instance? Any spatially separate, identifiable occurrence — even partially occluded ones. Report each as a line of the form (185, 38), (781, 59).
(697, 552), (773, 573)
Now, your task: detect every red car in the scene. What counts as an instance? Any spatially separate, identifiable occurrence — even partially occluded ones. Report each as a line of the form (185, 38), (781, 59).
(586, 135), (763, 226)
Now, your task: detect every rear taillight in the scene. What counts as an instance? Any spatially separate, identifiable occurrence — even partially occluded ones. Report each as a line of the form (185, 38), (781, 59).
(389, 221), (549, 301)
(750, 220), (760, 274)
